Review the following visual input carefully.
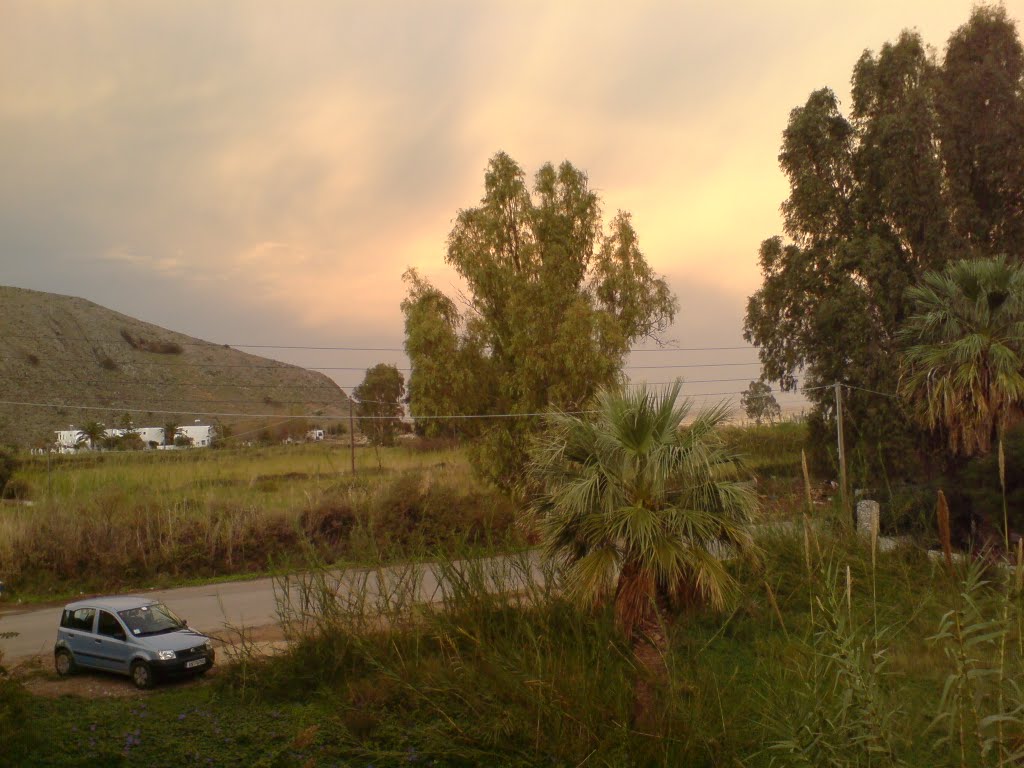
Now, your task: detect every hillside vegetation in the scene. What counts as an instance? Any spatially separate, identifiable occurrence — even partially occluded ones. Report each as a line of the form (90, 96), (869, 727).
(0, 286), (350, 448)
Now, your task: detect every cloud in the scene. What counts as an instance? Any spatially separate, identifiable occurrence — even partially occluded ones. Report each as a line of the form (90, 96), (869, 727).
(0, 0), (1013, 372)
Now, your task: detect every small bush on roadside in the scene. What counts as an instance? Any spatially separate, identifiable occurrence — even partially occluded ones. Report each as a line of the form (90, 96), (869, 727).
(0, 448), (16, 495)
(1, 476), (31, 500)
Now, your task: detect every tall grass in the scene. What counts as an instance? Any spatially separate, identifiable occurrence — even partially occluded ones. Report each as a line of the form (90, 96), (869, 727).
(221, 550), (664, 765)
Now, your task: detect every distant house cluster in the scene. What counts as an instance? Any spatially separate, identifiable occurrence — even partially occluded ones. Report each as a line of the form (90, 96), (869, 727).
(54, 424), (216, 453)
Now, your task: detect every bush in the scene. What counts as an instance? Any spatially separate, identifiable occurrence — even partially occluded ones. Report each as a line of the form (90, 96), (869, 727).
(1, 476), (31, 501)
(370, 472), (517, 553)
(0, 449), (16, 497)
(120, 328), (183, 354)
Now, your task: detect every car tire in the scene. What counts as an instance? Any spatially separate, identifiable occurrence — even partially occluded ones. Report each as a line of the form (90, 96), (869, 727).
(130, 660), (154, 690)
(54, 649), (76, 677)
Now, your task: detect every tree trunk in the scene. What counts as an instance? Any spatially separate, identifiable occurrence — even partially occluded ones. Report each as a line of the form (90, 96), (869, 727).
(615, 565), (670, 729)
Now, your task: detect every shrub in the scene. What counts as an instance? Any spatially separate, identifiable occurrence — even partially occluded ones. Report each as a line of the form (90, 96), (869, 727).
(0, 449), (16, 496)
(1, 476), (31, 501)
(99, 356), (119, 371)
(120, 328), (183, 354)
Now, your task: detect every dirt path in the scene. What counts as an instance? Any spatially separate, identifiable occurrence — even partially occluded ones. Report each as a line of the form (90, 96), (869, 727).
(11, 623), (289, 698)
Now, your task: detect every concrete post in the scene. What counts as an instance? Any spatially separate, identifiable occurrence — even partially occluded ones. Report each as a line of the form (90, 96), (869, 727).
(856, 499), (880, 538)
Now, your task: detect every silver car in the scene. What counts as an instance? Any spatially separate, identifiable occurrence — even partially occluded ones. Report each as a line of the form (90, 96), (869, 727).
(54, 596), (215, 689)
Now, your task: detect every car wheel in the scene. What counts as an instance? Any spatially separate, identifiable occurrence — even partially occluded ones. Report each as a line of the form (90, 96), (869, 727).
(130, 660), (154, 690)
(54, 649), (76, 677)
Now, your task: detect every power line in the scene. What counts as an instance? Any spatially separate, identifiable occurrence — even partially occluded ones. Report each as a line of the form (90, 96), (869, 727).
(841, 382), (899, 399)
(48, 375), (767, 390)
(4, 333), (760, 353)
(0, 398), (598, 421)
(9, 357), (762, 371)
(1, 385), (811, 422)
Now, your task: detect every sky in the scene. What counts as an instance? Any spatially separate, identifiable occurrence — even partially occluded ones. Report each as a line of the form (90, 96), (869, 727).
(2, 1), (1020, 414)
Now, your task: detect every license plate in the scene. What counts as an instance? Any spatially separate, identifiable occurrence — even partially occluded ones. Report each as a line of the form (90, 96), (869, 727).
(185, 658), (206, 669)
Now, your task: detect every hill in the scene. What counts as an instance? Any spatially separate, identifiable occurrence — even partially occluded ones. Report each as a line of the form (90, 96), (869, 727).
(0, 286), (351, 448)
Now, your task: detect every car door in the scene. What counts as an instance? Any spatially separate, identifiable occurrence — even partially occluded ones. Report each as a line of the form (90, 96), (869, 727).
(61, 607), (98, 669)
(93, 610), (133, 673)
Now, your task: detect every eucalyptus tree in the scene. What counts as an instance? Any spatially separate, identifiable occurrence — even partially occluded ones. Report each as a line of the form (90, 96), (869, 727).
(899, 256), (1024, 457)
(744, 7), (1024, 476)
(741, 381), (781, 425)
(353, 363), (406, 448)
(527, 382), (757, 655)
(403, 152), (676, 487)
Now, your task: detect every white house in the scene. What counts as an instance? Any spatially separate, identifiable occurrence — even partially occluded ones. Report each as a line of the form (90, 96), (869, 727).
(55, 424), (217, 451)
(178, 424), (215, 447)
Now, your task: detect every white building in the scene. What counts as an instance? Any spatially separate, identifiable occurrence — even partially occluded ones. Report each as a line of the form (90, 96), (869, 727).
(55, 424), (217, 451)
(178, 424), (215, 447)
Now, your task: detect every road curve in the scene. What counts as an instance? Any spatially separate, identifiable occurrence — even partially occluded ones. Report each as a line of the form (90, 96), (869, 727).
(0, 552), (547, 662)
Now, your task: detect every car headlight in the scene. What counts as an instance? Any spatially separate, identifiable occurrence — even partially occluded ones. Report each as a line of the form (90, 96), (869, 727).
(204, 640), (213, 651)
(157, 650), (176, 661)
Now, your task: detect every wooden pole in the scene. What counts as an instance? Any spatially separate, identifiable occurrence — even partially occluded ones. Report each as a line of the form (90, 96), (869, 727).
(835, 381), (850, 524)
(349, 400), (356, 475)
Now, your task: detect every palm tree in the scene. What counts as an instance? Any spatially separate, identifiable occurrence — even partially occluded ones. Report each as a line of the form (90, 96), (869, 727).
(899, 256), (1024, 457)
(77, 421), (106, 450)
(162, 421), (182, 447)
(527, 382), (758, 658)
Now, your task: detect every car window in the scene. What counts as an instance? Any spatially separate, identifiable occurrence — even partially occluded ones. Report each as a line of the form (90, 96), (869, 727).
(96, 610), (126, 640)
(61, 608), (95, 632)
(119, 603), (185, 637)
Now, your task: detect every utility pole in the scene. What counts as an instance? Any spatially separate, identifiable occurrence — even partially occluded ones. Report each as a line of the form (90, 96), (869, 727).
(834, 381), (850, 524)
(349, 400), (356, 475)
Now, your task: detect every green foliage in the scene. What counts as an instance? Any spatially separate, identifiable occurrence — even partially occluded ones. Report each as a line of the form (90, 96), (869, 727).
(402, 152), (677, 488)
(719, 420), (806, 477)
(353, 363), (406, 447)
(928, 560), (1024, 765)
(745, 8), (1024, 480)
(943, 424), (1024, 540)
(528, 383), (758, 637)
(0, 648), (38, 762)
(742, 380), (782, 425)
(899, 256), (1024, 457)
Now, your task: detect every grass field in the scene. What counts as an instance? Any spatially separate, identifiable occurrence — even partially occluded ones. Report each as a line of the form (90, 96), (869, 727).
(0, 423), (811, 601)
(0, 442), (522, 599)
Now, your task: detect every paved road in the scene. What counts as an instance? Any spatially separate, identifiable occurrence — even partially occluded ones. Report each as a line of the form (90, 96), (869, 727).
(0, 553), (547, 662)
(1, 523), (853, 664)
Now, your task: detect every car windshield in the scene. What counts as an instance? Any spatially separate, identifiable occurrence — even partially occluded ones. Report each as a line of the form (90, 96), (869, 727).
(118, 603), (185, 637)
